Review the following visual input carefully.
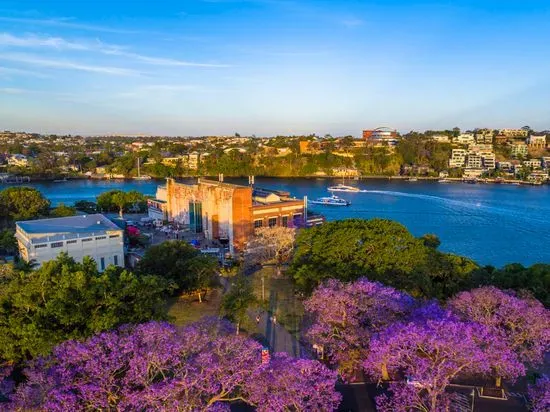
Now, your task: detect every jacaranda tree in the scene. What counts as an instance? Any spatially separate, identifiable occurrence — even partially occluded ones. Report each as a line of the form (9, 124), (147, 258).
(449, 286), (550, 387)
(10, 318), (341, 411)
(0, 363), (13, 403)
(363, 304), (524, 412)
(528, 375), (550, 412)
(304, 278), (415, 379)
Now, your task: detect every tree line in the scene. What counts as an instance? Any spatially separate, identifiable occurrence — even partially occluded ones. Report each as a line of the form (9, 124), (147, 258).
(289, 219), (550, 306)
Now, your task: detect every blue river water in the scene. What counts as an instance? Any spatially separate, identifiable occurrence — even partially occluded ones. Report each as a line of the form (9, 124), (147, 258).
(6, 177), (550, 267)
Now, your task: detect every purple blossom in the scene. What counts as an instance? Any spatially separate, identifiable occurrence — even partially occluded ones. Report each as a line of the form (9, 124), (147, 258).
(11, 318), (340, 411)
(364, 303), (523, 411)
(248, 353), (342, 411)
(0, 364), (14, 404)
(528, 375), (550, 412)
(449, 287), (550, 367)
(376, 383), (455, 412)
(304, 277), (415, 379)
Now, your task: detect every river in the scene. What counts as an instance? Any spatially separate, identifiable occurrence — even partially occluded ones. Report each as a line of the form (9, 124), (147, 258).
(6, 177), (550, 267)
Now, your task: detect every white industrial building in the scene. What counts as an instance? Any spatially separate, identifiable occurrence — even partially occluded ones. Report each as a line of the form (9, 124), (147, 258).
(15, 214), (124, 271)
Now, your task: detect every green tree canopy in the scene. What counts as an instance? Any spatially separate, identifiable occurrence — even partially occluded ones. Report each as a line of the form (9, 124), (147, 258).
(0, 253), (169, 362)
(96, 190), (145, 217)
(0, 186), (50, 223)
(290, 219), (479, 299)
(137, 240), (218, 296)
(473, 263), (550, 307)
(51, 203), (77, 217)
(0, 229), (17, 255)
(221, 275), (256, 335)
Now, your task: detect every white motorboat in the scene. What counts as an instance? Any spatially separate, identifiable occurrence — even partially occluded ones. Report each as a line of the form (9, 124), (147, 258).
(327, 184), (361, 193)
(309, 195), (351, 206)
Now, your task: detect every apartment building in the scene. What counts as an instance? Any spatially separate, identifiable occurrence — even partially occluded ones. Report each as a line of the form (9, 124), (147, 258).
(497, 161), (513, 171)
(500, 129), (529, 138)
(7, 154), (29, 167)
(15, 214), (124, 271)
(475, 130), (494, 144)
(523, 159), (542, 169)
(527, 135), (547, 148)
(431, 135), (450, 143)
(449, 149), (467, 168)
(481, 153), (496, 169)
(511, 143), (528, 158)
(453, 134), (475, 145)
(466, 154), (483, 168)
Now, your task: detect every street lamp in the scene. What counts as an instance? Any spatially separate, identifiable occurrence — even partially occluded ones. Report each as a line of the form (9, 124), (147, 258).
(470, 389), (475, 412)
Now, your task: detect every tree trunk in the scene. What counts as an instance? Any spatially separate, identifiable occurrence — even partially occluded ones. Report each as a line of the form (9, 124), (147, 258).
(236, 321), (240, 335)
(495, 376), (502, 388)
(381, 363), (390, 381)
(430, 393), (438, 412)
(197, 291), (202, 303)
(119, 207), (123, 218)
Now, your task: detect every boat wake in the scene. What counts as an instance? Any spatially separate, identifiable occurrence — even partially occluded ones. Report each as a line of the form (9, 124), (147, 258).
(360, 189), (549, 225)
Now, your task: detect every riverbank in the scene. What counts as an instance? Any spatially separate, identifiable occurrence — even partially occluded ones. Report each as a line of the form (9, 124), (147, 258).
(3, 177), (549, 267)
(0, 170), (547, 188)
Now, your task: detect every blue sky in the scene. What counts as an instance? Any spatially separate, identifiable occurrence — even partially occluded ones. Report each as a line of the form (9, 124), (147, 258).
(0, 0), (549, 136)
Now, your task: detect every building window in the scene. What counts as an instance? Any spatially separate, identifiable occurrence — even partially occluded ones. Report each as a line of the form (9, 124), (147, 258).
(268, 217), (277, 228)
(114, 255), (119, 266)
(254, 219), (263, 228)
(100, 257), (105, 271)
(95, 236), (106, 241)
(34, 244), (47, 249)
(282, 216), (288, 227)
(66, 240), (77, 245)
(51, 242), (63, 248)
(82, 238), (92, 242)
(109, 234), (120, 238)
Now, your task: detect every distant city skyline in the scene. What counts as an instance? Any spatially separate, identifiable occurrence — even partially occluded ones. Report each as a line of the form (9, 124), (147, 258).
(1, 0), (549, 135)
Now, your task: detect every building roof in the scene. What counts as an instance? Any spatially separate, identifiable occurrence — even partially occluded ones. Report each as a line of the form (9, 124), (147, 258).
(17, 214), (121, 235)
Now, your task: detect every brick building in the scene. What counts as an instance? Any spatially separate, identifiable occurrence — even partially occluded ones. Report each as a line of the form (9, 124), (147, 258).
(152, 178), (308, 254)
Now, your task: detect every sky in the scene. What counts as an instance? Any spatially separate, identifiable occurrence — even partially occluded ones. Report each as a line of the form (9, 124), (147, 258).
(0, 0), (549, 136)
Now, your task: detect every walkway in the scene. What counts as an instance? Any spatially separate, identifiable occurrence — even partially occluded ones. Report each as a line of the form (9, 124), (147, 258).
(251, 286), (312, 358)
(252, 310), (311, 358)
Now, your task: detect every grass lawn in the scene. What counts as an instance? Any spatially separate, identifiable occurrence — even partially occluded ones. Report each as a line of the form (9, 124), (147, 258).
(250, 266), (306, 337)
(165, 287), (223, 326)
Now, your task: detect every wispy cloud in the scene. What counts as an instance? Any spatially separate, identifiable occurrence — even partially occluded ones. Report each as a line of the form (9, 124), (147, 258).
(141, 84), (200, 91)
(2, 53), (140, 76)
(105, 50), (231, 67)
(341, 17), (364, 28)
(0, 33), (231, 68)
(0, 87), (30, 94)
(112, 84), (212, 99)
(0, 16), (139, 34)
(0, 33), (102, 50)
(0, 66), (50, 78)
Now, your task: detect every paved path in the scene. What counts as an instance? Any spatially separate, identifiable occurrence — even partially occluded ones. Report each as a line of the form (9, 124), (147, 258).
(250, 289), (312, 358)
(252, 311), (311, 358)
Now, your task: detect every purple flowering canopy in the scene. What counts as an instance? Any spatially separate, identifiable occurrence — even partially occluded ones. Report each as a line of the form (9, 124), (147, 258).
(304, 278), (415, 379)
(363, 304), (524, 412)
(10, 318), (341, 411)
(0, 364), (14, 402)
(528, 375), (550, 412)
(449, 287), (550, 367)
